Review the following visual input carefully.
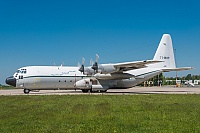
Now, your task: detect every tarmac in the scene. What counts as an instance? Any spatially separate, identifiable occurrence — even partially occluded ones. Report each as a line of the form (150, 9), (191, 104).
(0, 85), (200, 95)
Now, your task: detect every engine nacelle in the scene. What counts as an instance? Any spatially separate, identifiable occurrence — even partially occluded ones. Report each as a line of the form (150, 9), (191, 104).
(83, 68), (95, 75)
(98, 64), (119, 74)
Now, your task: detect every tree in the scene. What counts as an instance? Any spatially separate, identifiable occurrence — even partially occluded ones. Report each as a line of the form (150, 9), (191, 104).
(185, 74), (192, 80)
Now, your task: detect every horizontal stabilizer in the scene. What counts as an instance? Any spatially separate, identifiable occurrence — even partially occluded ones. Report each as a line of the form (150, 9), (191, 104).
(162, 67), (194, 72)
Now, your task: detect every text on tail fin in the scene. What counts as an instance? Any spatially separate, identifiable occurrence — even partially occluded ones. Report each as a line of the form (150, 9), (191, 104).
(153, 34), (176, 68)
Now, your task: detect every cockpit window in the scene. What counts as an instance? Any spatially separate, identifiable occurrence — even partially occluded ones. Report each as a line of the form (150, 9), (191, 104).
(16, 69), (27, 74)
(21, 69), (27, 74)
(16, 70), (21, 73)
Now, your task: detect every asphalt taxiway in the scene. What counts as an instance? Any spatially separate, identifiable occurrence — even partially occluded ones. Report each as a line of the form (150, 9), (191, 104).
(0, 86), (200, 95)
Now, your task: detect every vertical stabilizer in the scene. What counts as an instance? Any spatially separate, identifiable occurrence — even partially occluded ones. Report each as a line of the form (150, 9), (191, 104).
(152, 34), (176, 68)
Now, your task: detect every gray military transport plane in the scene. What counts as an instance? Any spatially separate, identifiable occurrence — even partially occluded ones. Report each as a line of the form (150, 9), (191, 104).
(6, 34), (193, 94)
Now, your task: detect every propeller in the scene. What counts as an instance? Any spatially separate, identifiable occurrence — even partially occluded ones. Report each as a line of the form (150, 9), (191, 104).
(77, 62), (81, 68)
(90, 59), (94, 66)
(91, 54), (99, 73)
(78, 58), (85, 73)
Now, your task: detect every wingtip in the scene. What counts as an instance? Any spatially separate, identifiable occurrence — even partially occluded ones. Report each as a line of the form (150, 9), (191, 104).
(191, 67), (195, 70)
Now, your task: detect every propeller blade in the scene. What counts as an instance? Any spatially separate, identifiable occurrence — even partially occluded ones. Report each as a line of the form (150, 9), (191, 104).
(90, 59), (93, 66)
(77, 62), (81, 68)
(78, 57), (85, 73)
(79, 65), (84, 73)
(82, 58), (85, 65)
(96, 54), (99, 62)
(91, 54), (100, 73)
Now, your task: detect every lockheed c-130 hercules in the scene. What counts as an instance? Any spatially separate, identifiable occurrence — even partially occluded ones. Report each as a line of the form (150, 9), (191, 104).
(6, 34), (193, 94)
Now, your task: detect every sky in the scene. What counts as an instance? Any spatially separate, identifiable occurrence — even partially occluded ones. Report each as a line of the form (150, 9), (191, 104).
(0, 0), (200, 85)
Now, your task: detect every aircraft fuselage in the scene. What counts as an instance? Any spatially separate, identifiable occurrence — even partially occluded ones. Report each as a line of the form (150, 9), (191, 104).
(6, 66), (162, 93)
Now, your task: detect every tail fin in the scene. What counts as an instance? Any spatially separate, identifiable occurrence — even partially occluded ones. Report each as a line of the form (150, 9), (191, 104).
(150, 34), (193, 71)
(152, 34), (176, 68)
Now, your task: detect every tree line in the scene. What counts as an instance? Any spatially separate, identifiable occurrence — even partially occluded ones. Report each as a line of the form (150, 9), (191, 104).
(144, 73), (200, 86)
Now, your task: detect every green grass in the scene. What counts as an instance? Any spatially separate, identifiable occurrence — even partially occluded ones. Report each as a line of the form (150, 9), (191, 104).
(0, 85), (14, 90)
(0, 95), (200, 133)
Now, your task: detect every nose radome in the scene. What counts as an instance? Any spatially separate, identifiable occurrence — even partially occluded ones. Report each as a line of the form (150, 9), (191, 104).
(5, 76), (16, 87)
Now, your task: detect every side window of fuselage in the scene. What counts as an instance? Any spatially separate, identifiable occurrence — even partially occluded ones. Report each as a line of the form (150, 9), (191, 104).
(19, 75), (23, 79)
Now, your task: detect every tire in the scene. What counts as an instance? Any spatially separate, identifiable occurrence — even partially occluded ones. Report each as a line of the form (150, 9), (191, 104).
(82, 89), (89, 93)
(24, 89), (30, 94)
(100, 90), (107, 93)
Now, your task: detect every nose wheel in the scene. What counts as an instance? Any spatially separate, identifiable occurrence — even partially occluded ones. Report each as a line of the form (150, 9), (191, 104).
(24, 89), (30, 94)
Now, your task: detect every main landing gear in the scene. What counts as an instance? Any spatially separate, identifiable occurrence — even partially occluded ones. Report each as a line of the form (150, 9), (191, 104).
(81, 89), (107, 93)
(82, 89), (90, 93)
(24, 89), (30, 94)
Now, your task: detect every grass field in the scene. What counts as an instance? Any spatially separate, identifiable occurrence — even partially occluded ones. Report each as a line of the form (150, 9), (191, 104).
(0, 95), (200, 133)
(0, 85), (13, 90)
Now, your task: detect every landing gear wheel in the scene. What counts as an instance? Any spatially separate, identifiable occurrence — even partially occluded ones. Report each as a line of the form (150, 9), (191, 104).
(24, 89), (30, 94)
(82, 89), (89, 93)
(100, 90), (107, 93)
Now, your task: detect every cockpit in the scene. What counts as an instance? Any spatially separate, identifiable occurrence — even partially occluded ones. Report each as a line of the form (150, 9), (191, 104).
(6, 68), (27, 87)
(14, 69), (27, 77)
(16, 69), (27, 74)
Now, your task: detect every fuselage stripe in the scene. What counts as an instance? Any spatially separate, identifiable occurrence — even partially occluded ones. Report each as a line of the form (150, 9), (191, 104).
(24, 76), (89, 79)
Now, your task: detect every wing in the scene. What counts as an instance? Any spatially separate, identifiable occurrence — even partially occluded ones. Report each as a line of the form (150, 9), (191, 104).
(113, 60), (163, 72)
